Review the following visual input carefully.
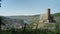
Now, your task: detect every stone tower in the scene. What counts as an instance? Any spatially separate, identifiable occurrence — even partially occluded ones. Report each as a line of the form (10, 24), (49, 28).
(39, 8), (55, 23)
(46, 8), (51, 22)
(46, 8), (50, 20)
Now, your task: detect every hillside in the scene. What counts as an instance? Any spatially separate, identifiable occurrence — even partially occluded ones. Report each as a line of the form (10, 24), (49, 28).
(1, 13), (60, 29)
(53, 13), (60, 23)
(5, 13), (60, 23)
(6, 15), (40, 23)
(52, 13), (60, 17)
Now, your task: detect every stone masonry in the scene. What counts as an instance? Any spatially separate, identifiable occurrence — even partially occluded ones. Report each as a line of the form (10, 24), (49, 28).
(39, 8), (55, 23)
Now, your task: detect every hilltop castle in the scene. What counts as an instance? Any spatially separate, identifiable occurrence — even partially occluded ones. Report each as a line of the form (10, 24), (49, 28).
(39, 8), (55, 23)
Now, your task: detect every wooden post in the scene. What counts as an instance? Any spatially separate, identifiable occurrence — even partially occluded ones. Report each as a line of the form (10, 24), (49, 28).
(23, 23), (27, 34)
(34, 24), (38, 34)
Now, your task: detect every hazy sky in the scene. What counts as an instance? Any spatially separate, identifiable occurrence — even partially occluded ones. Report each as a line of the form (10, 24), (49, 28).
(0, 0), (60, 16)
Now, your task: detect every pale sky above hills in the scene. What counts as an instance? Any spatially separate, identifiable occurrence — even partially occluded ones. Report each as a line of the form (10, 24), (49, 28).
(0, 0), (60, 16)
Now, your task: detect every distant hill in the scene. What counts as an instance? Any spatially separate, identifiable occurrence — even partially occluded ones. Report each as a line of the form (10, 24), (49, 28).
(5, 13), (60, 23)
(1, 13), (60, 29)
(53, 13), (60, 17)
(6, 15), (40, 23)
(52, 13), (60, 23)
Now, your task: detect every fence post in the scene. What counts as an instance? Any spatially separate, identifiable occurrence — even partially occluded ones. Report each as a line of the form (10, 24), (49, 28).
(23, 23), (27, 34)
(34, 24), (38, 34)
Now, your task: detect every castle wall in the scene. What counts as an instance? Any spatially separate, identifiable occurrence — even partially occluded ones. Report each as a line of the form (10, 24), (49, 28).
(39, 8), (55, 23)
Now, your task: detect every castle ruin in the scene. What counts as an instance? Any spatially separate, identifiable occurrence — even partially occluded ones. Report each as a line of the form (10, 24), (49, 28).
(39, 8), (55, 23)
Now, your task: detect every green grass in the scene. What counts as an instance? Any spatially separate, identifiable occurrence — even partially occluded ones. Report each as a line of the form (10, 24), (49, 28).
(1, 28), (60, 34)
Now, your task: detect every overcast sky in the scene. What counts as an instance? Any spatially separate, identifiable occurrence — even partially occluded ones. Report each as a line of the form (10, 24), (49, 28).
(0, 0), (60, 16)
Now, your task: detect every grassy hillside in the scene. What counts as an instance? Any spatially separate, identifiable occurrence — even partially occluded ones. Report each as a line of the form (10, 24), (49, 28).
(51, 13), (60, 17)
(52, 13), (60, 23)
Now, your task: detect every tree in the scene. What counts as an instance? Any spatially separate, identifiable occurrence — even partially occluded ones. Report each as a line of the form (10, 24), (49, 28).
(0, 16), (5, 33)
